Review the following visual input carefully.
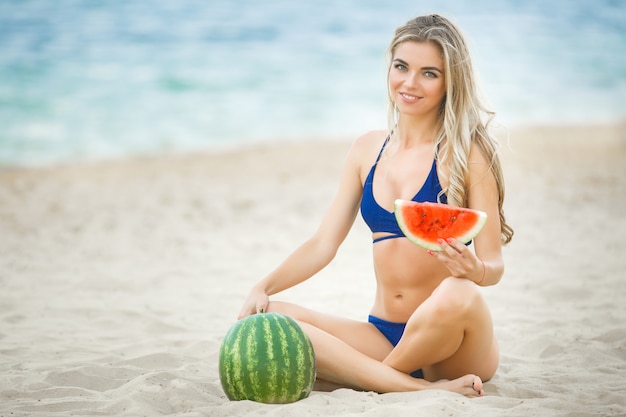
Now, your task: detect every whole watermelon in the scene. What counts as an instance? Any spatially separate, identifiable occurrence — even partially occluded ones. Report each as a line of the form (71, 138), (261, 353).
(219, 312), (316, 403)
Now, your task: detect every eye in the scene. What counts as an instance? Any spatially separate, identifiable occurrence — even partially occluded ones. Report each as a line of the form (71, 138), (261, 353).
(424, 71), (438, 78)
(393, 63), (408, 71)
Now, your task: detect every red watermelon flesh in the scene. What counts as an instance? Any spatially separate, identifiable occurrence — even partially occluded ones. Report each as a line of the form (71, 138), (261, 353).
(394, 200), (487, 251)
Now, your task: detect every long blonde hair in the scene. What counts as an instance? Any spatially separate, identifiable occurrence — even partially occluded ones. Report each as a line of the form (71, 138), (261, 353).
(386, 14), (513, 244)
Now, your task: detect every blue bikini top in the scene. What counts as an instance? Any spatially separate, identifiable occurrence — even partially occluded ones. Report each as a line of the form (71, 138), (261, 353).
(360, 135), (447, 243)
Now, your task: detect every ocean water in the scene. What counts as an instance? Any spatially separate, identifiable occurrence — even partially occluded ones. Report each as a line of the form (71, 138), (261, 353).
(1, 0), (625, 166)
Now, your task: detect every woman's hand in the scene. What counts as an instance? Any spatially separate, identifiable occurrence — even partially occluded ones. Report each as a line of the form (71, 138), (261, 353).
(237, 286), (270, 319)
(428, 238), (484, 284)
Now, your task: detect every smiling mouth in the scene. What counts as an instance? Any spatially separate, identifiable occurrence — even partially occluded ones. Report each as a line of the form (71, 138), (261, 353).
(400, 92), (421, 101)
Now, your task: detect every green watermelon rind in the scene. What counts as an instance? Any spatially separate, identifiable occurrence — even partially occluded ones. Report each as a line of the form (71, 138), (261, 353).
(219, 312), (316, 404)
(394, 199), (487, 252)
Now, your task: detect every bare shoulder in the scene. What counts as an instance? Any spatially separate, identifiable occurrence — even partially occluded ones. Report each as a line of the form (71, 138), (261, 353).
(350, 130), (389, 161)
(347, 130), (389, 178)
(354, 129), (388, 145)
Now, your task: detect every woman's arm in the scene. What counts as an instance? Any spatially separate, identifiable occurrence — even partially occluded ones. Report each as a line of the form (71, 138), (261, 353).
(238, 137), (369, 318)
(464, 142), (505, 286)
(431, 142), (504, 286)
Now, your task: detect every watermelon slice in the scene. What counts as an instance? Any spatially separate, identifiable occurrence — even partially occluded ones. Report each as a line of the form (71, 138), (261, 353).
(394, 200), (487, 251)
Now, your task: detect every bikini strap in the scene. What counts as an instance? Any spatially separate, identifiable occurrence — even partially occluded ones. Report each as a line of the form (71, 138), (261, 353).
(374, 134), (391, 164)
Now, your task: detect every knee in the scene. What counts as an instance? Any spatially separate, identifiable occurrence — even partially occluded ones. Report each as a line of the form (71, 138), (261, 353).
(425, 277), (482, 323)
(267, 301), (309, 322)
(266, 300), (293, 315)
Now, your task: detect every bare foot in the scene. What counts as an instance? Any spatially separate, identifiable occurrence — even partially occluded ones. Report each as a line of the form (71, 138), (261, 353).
(433, 374), (484, 397)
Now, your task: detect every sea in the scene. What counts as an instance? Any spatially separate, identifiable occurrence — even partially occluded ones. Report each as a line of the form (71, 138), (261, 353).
(1, 0), (625, 166)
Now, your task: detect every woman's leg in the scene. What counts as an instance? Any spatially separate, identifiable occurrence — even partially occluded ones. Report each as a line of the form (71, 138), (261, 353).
(267, 301), (393, 361)
(266, 300), (484, 396)
(383, 277), (499, 382)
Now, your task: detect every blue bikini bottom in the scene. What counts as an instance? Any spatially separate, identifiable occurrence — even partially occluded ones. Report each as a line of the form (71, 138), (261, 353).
(368, 314), (424, 379)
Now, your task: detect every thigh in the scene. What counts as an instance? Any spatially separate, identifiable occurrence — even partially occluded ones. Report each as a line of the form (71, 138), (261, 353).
(416, 277), (499, 381)
(267, 300), (394, 362)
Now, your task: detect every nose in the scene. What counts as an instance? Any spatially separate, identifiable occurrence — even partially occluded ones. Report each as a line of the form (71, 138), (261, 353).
(403, 71), (420, 89)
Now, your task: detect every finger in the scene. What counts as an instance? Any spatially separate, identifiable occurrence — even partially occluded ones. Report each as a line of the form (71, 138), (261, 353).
(445, 238), (467, 254)
(438, 238), (461, 257)
(428, 249), (447, 262)
(429, 246), (453, 262)
(429, 248), (468, 277)
(446, 238), (482, 272)
(256, 300), (268, 315)
(237, 307), (251, 320)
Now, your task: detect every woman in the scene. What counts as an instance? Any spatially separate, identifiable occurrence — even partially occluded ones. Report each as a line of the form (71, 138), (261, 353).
(238, 14), (513, 397)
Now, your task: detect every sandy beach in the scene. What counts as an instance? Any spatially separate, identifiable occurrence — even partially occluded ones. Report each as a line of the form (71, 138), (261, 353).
(1, 123), (625, 416)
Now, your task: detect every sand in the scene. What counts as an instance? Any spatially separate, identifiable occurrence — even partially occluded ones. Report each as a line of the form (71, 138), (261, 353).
(1, 123), (625, 416)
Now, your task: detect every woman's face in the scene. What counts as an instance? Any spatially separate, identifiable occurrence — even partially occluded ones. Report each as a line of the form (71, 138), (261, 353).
(388, 41), (446, 119)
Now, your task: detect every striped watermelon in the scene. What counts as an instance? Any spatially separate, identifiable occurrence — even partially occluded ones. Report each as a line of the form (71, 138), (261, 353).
(394, 200), (487, 251)
(219, 312), (316, 404)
